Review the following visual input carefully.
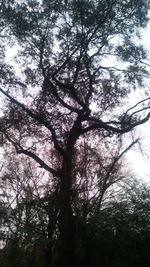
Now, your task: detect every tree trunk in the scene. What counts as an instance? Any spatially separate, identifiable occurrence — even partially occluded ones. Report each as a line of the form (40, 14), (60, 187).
(57, 153), (75, 267)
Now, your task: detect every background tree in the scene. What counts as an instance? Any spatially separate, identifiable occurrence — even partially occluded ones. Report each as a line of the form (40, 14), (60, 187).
(86, 178), (150, 267)
(0, 151), (60, 267)
(0, 1), (150, 266)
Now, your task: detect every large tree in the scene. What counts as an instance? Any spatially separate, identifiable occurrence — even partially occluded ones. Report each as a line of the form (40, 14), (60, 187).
(0, 1), (150, 266)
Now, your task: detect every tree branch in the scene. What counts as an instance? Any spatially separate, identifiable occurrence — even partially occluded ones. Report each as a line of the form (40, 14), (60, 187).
(3, 131), (60, 177)
(81, 112), (150, 135)
(122, 97), (150, 122)
(0, 87), (64, 155)
(17, 148), (60, 177)
(95, 138), (139, 210)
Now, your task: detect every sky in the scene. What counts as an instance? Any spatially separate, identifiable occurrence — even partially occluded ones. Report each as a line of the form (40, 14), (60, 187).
(125, 21), (150, 184)
(126, 121), (150, 183)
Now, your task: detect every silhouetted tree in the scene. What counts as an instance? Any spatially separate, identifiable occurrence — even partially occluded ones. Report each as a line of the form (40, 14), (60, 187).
(0, 1), (150, 266)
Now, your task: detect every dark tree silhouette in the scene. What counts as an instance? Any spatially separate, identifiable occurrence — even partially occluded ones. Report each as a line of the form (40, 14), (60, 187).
(0, 1), (150, 266)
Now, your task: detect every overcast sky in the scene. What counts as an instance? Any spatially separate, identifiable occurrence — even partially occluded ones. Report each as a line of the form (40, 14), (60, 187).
(126, 20), (150, 184)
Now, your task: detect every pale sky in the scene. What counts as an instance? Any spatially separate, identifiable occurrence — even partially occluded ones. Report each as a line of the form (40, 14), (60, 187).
(127, 121), (150, 184)
(126, 20), (150, 184)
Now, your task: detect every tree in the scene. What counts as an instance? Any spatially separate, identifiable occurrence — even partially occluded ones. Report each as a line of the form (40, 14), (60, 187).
(0, 1), (150, 266)
(86, 178), (150, 267)
(0, 149), (60, 267)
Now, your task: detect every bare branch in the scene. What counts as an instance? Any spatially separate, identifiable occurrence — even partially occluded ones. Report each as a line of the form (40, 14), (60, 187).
(16, 148), (60, 177)
(3, 131), (60, 177)
(95, 139), (139, 210)
(81, 112), (150, 135)
(122, 97), (150, 121)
